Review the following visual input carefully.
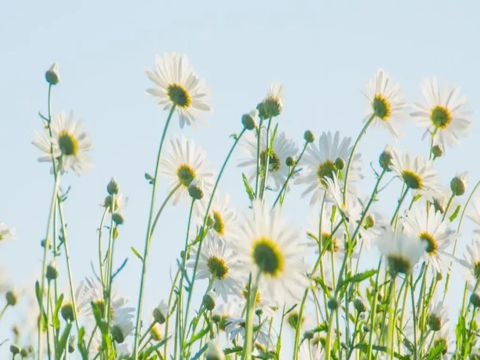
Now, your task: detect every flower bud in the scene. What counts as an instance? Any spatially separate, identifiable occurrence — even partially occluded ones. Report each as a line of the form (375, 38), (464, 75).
(206, 341), (225, 360)
(112, 212), (124, 225)
(379, 148), (393, 171)
(153, 308), (167, 324)
(335, 157), (345, 171)
(287, 312), (302, 329)
(241, 111), (257, 130)
(46, 263), (58, 281)
(285, 156), (295, 167)
(111, 324), (125, 343)
(427, 314), (441, 331)
(61, 303), (75, 322)
(470, 292), (480, 308)
(6, 291), (18, 306)
(364, 215), (375, 230)
(431, 145), (443, 158)
(304, 130), (315, 143)
(202, 292), (216, 311)
(450, 175), (466, 196)
(107, 178), (120, 195)
(188, 182), (204, 200)
(327, 297), (339, 310)
(10, 345), (20, 355)
(45, 63), (60, 85)
(354, 298), (367, 313)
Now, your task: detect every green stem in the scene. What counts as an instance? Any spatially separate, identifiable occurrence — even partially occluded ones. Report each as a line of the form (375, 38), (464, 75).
(132, 105), (175, 359)
(259, 117), (272, 199)
(254, 118), (264, 197)
(243, 273), (260, 360)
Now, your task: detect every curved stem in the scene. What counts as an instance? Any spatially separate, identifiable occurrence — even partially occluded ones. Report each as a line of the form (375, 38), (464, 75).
(132, 105), (175, 359)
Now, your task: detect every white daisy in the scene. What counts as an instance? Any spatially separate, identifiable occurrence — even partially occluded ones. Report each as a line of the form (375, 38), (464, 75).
(366, 69), (407, 137)
(152, 299), (169, 324)
(390, 150), (440, 200)
(376, 228), (425, 275)
(188, 234), (242, 301)
(307, 205), (345, 259)
(238, 130), (298, 191)
(411, 77), (471, 148)
(196, 192), (237, 238)
(427, 302), (449, 332)
(146, 53), (211, 127)
(0, 223), (15, 242)
(232, 200), (308, 302)
(225, 317), (273, 350)
(257, 84), (283, 119)
(462, 237), (480, 281)
(160, 136), (214, 205)
(33, 111), (93, 175)
(402, 203), (454, 272)
(432, 185), (461, 220)
(297, 131), (362, 206)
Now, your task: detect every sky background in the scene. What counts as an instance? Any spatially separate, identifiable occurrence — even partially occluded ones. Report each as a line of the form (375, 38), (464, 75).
(1, 0), (480, 357)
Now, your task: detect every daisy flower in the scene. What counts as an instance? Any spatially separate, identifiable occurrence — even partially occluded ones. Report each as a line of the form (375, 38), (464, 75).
(402, 203), (454, 272)
(376, 228), (425, 275)
(0, 223), (15, 242)
(33, 111), (93, 175)
(188, 234), (242, 301)
(225, 317), (273, 350)
(238, 131), (298, 191)
(232, 200), (308, 302)
(427, 302), (449, 332)
(411, 77), (471, 148)
(297, 131), (362, 205)
(366, 69), (407, 137)
(432, 185), (461, 220)
(307, 205), (345, 258)
(462, 237), (480, 281)
(390, 150), (440, 200)
(160, 136), (214, 205)
(206, 340), (225, 360)
(257, 84), (283, 119)
(196, 192), (237, 238)
(152, 299), (169, 324)
(146, 53), (211, 127)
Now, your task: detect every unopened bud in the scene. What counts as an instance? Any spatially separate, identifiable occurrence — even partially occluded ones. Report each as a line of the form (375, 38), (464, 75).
(188, 183), (204, 200)
(431, 145), (443, 158)
(335, 157), (345, 171)
(327, 297), (339, 310)
(304, 130), (315, 143)
(112, 212), (124, 225)
(471, 292), (480, 308)
(153, 308), (167, 324)
(379, 148), (393, 171)
(10, 345), (20, 355)
(354, 298), (367, 313)
(46, 263), (58, 281)
(202, 292), (216, 311)
(6, 291), (17, 306)
(241, 112), (257, 130)
(61, 303), (75, 322)
(286, 156), (295, 167)
(45, 63), (60, 85)
(107, 178), (119, 195)
(450, 176), (466, 196)
(427, 314), (441, 331)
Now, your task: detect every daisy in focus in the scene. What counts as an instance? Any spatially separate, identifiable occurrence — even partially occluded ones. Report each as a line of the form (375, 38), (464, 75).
(146, 53), (211, 128)
(366, 69), (407, 137)
(411, 77), (471, 149)
(160, 136), (214, 205)
(238, 131), (298, 191)
(297, 131), (362, 205)
(390, 150), (440, 200)
(402, 203), (454, 272)
(188, 234), (242, 301)
(232, 200), (308, 303)
(33, 111), (93, 175)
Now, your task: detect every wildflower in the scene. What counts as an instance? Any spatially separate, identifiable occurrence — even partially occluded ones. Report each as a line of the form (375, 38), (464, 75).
(239, 130), (298, 190)
(160, 136), (214, 205)
(402, 203), (454, 272)
(33, 111), (93, 175)
(0, 223), (15, 242)
(391, 150), (440, 200)
(377, 228), (425, 275)
(366, 69), (407, 137)
(45, 63), (60, 85)
(450, 172), (468, 197)
(153, 300), (169, 324)
(206, 340), (225, 360)
(146, 53), (211, 127)
(257, 84), (283, 119)
(427, 302), (449, 332)
(297, 131), (362, 205)
(411, 77), (471, 148)
(196, 192), (237, 238)
(232, 200), (308, 302)
(188, 234), (242, 301)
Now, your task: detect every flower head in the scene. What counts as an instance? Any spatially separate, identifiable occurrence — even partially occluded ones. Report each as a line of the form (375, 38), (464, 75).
(33, 111), (93, 175)
(366, 69), (407, 137)
(411, 77), (471, 148)
(0, 223), (15, 242)
(257, 85), (283, 119)
(146, 53), (211, 127)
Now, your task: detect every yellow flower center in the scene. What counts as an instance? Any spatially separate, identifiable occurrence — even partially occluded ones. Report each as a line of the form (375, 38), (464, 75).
(430, 105), (452, 129)
(419, 232), (438, 254)
(401, 170), (423, 190)
(321, 232), (339, 253)
(58, 131), (79, 156)
(207, 256), (229, 280)
(212, 210), (225, 235)
(260, 149), (281, 172)
(372, 94), (391, 120)
(317, 160), (336, 185)
(176, 164), (196, 187)
(242, 286), (262, 305)
(252, 237), (284, 276)
(167, 83), (191, 108)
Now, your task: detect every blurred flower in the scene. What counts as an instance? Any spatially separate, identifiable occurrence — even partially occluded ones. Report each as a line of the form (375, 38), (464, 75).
(146, 53), (211, 128)
(257, 84), (283, 119)
(196, 192), (237, 238)
(33, 111), (93, 175)
(0, 223), (15, 242)
(411, 77), (471, 148)
(239, 130), (298, 191)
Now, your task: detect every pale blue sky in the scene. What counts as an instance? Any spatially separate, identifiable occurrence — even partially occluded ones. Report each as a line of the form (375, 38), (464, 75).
(1, 0), (480, 355)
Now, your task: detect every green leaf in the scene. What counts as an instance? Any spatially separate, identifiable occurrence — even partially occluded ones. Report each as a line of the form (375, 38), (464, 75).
(449, 205), (461, 222)
(242, 173), (255, 201)
(53, 293), (64, 330)
(54, 322), (72, 360)
(144, 173), (154, 184)
(131, 246), (144, 262)
(425, 341), (446, 360)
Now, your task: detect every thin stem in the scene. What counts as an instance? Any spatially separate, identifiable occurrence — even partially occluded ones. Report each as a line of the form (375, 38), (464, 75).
(132, 105), (175, 359)
(254, 118), (264, 197)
